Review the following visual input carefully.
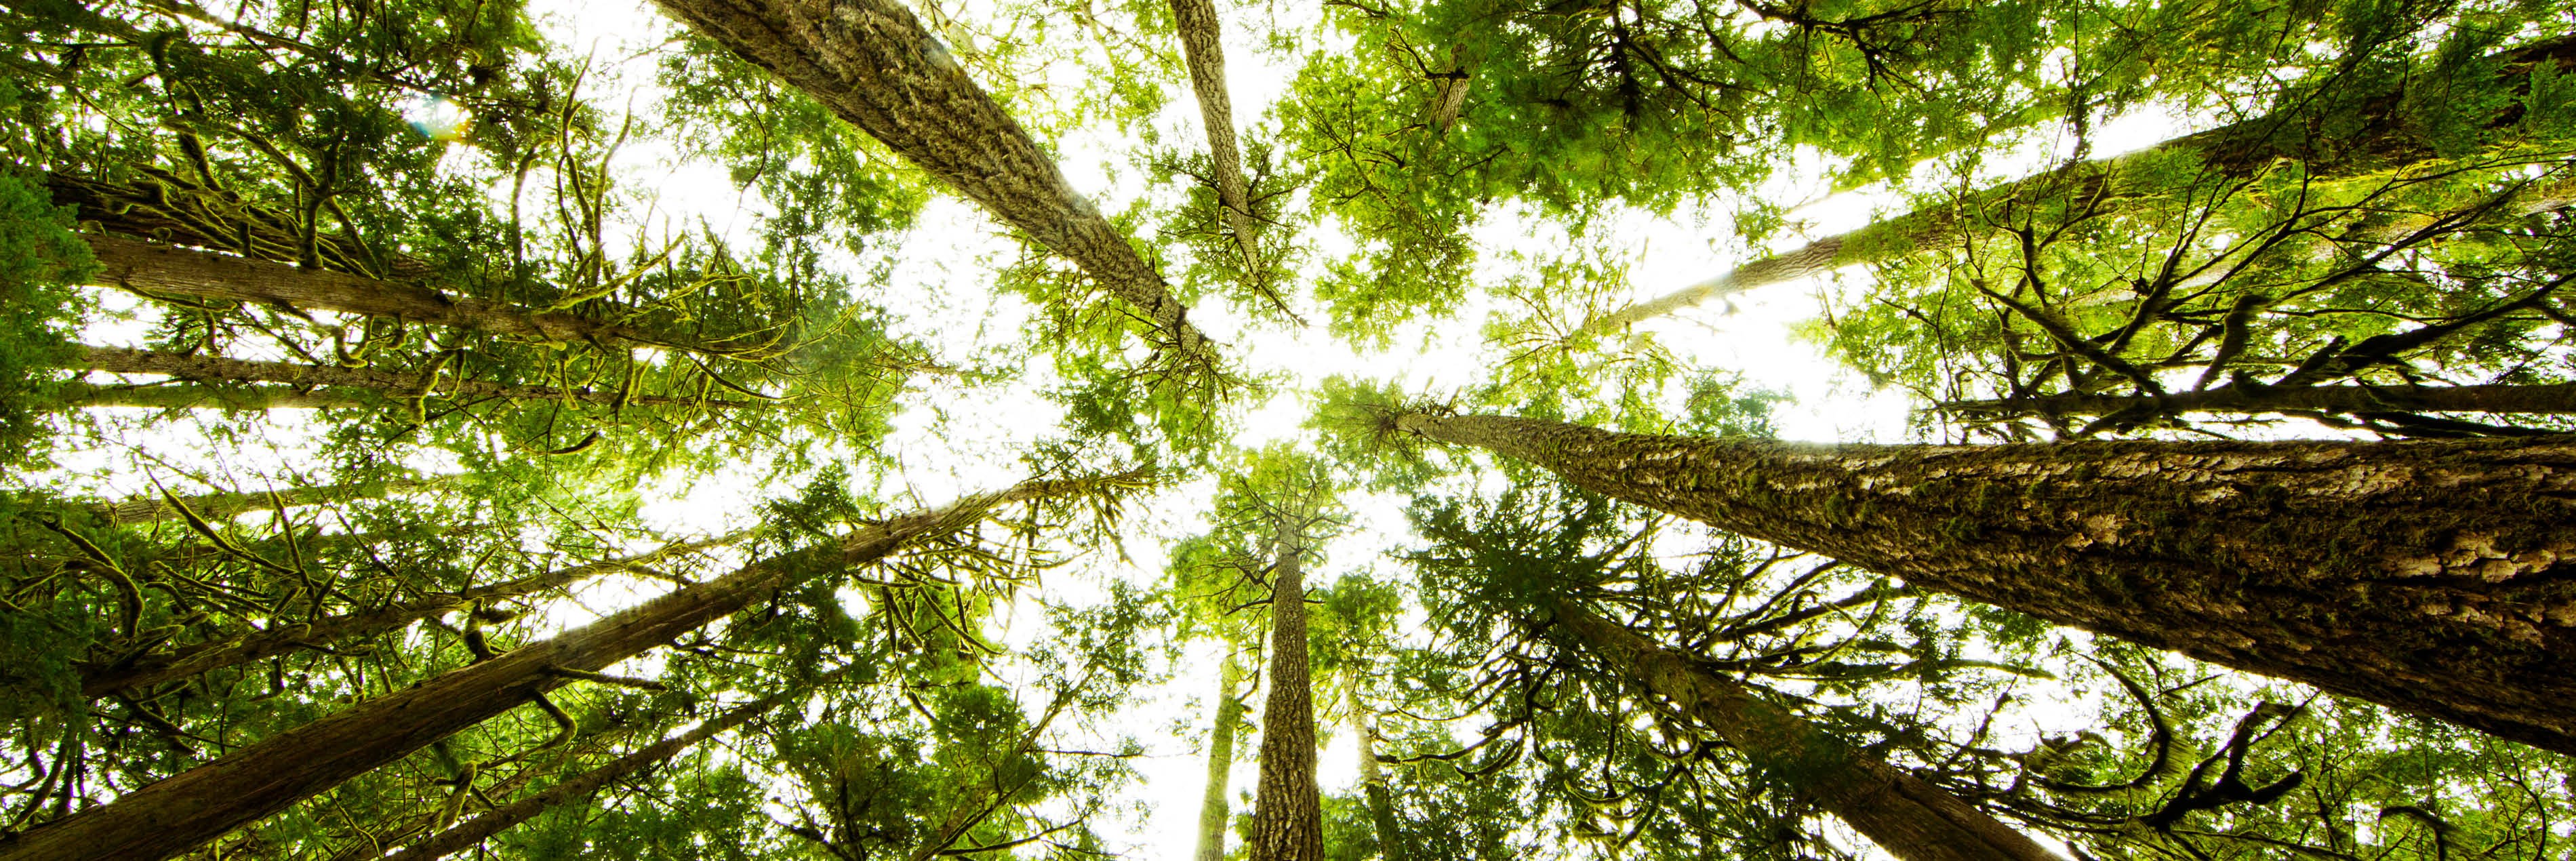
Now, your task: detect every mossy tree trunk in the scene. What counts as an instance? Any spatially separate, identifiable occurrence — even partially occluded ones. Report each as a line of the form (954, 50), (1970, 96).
(0, 476), (1107, 861)
(1196, 649), (1249, 861)
(1394, 412), (2576, 755)
(1552, 600), (2065, 861)
(1167, 0), (1260, 268)
(649, 0), (1220, 374)
(1345, 683), (1403, 861)
(66, 346), (763, 411)
(1578, 34), (2576, 336)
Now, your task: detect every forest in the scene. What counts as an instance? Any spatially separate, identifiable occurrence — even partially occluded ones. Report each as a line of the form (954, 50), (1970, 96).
(1, 0), (2573, 857)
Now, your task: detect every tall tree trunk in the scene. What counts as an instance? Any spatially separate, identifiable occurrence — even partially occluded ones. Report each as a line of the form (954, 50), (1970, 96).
(1577, 34), (2576, 338)
(1941, 383), (2576, 423)
(93, 475), (455, 525)
(380, 689), (790, 861)
(68, 346), (765, 411)
(648, 0), (1220, 374)
(1344, 683), (1403, 861)
(1167, 0), (1261, 269)
(77, 237), (771, 360)
(1551, 600), (2064, 861)
(79, 532), (750, 698)
(1196, 649), (1248, 861)
(1247, 529), (1321, 861)
(60, 382), (357, 410)
(1391, 412), (2576, 755)
(0, 474), (1120, 861)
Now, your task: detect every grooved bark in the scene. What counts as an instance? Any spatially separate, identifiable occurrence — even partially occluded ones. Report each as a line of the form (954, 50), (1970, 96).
(1579, 35), (2576, 336)
(1941, 383), (2576, 421)
(1395, 412), (2576, 755)
(0, 476), (1104, 861)
(82, 236), (711, 353)
(1247, 535), (1321, 861)
(649, 0), (1218, 369)
(69, 346), (763, 410)
(1196, 652), (1247, 861)
(1167, 0), (1261, 268)
(1552, 601), (2065, 861)
(79, 532), (748, 698)
(61, 382), (358, 410)
(381, 692), (790, 861)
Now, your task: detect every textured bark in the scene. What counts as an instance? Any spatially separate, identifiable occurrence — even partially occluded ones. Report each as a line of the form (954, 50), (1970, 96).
(1942, 384), (2576, 421)
(78, 532), (748, 698)
(1552, 601), (2064, 861)
(92, 475), (449, 525)
(380, 692), (789, 861)
(1345, 684), (1403, 861)
(60, 382), (357, 410)
(79, 237), (759, 357)
(70, 346), (764, 410)
(0, 476), (1104, 861)
(1196, 651), (1247, 861)
(1247, 534), (1321, 861)
(1394, 413), (2576, 755)
(1167, 0), (1261, 268)
(649, 0), (1218, 369)
(1579, 35), (2576, 337)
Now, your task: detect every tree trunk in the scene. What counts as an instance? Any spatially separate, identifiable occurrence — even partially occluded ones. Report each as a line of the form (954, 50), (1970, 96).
(1344, 683), (1403, 861)
(1578, 34), (2576, 337)
(1392, 412), (2576, 755)
(93, 475), (453, 525)
(1167, 0), (1261, 269)
(79, 532), (749, 698)
(1941, 383), (2576, 422)
(1196, 649), (1247, 861)
(60, 382), (358, 410)
(79, 236), (767, 359)
(1247, 531), (1321, 861)
(68, 346), (764, 411)
(1551, 600), (2064, 861)
(380, 690), (790, 861)
(649, 0), (1219, 372)
(0, 475), (1115, 861)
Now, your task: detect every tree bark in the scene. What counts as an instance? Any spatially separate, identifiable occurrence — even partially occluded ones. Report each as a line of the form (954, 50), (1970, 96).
(1941, 384), (2576, 422)
(380, 691), (790, 861)
(79, 237), (768, 359)
(1393, 412), (2576, 755)
(1345, 683), (1403, 861)
(60, 382), (358, 410)
(1167, 0), (1262, 269)
(79, 532), (748, 698)
(649, 0), (1219, 372)
(92, 475), (451, 525)
(1578, 34), (2576, 337)
(0, 475), (1115, 861)
(68, 345), (765, 411)
(1247, 529), (1321, 861)
(1195, 649), (1247, 861)
(1551, 600), (2064, 861)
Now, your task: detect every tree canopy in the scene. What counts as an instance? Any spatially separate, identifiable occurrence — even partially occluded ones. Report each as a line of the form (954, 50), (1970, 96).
(1, 0), (2572, 858)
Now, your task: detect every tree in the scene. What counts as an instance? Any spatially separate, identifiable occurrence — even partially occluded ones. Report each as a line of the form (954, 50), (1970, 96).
(1376, 410), (2576, 755)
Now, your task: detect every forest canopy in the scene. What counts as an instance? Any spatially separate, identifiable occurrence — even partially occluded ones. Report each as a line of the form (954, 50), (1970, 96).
(1, 0), (2573, 858)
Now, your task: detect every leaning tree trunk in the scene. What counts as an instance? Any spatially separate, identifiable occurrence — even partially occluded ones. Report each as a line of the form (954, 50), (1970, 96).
(1196, 649), (1249, 861)
(0, 475), (1119, 861)
(380, 689), (792, 861)
(79, 532), (748, 697)
(1247, 530), (1322, 861)
(1392, 412), (2576, 755)
(68, 346), (765, 411)
(650, 0), (1219, 374)
(1551, 600), (2064, 861)
(1941, 383), (2576, 425)
(1167, 0), (1260, 269)
(92, 474), (456, 525)
(1577, 34), (2576, 338)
